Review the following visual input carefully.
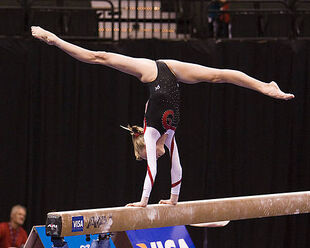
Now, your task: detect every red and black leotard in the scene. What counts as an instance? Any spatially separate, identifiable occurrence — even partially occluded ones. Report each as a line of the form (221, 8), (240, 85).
(141, 61), (182, 199)
(144, 61), (180, 134)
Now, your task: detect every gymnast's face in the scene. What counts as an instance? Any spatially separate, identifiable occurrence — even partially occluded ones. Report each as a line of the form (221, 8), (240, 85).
(138, 145), (165, 160)
(139, 146), (147, 160)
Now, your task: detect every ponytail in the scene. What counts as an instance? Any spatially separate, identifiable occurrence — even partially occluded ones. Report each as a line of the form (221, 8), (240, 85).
(120, 124), (145, 160)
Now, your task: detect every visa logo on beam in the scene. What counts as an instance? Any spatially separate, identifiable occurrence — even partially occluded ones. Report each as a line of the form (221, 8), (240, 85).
(137, 239), (189, 248)
(72, 216), (84, 232)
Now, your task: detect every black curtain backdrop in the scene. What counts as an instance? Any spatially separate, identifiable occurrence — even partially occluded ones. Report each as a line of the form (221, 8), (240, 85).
(0, 38), (309, 248)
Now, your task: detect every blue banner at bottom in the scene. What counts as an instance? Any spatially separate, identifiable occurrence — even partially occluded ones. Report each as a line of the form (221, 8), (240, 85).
(126, 226), (195, 248)
(34, 225), (194, 248)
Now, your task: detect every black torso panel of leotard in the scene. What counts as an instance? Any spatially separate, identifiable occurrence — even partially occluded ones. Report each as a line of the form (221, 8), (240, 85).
(144, 61), (180, 135)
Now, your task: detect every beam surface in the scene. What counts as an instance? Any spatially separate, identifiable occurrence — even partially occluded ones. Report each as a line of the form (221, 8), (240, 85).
(46, 191), (310, 237)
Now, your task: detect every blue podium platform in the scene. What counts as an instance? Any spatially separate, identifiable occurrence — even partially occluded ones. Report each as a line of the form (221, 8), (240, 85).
(24, 225), (195, 248)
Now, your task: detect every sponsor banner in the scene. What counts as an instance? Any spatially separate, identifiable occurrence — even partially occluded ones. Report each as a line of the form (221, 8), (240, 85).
(72, 216), (84, 232)
(126, 226), (195, 248)
(34, 225), (193, 248)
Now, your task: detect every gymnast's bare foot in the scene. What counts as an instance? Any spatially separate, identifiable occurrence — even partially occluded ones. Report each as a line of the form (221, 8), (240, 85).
(264, 81), (295, 100)
(31, 26), (58, 45)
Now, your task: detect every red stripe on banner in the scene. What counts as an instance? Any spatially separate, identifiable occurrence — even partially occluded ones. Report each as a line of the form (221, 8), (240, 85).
(171, 179), (182, 188)
(147, 165), (154, 187)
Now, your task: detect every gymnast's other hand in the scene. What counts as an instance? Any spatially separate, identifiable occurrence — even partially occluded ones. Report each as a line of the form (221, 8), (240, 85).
(126, 196), (149, 207)
(263, 81), (295, 100)
(158, 199), (176, 205)
(31, 26), (58, 45)
(126, 201), (147, 207)
(159, 194), (178, 205)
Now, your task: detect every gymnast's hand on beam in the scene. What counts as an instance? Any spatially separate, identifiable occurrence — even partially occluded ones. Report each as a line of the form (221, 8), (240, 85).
(159, 199), (177, 205)
(159, 194), (179, 205)
(31, 26), (58, 45)
(126, 197), (149, 207)
(125, 202), (147, 207)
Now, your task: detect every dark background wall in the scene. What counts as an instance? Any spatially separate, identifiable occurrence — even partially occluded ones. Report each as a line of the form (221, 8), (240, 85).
(0, 37), (309, 247)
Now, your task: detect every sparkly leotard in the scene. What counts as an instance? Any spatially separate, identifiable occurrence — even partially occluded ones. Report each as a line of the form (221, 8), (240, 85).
(144, 61), (180, 135)
(141, 61), (182, 199)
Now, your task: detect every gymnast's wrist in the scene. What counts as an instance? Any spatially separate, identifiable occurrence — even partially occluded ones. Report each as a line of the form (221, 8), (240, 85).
(140, 196), (149, 206)
(170, 194), (179, 204)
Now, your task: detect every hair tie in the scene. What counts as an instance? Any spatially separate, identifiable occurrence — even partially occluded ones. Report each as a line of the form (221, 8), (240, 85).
(133, 132), (142, 137)
(120, 125), (143, 137)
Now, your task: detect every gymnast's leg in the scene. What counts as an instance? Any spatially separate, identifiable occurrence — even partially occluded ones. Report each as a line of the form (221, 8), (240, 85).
(162, 59), (294, 100)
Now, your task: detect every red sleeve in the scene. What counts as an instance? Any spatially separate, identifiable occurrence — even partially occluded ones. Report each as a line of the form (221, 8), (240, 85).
(0, 222), (10, 248)
(0, 222), (6, 239)
(18, 228), (28, 246)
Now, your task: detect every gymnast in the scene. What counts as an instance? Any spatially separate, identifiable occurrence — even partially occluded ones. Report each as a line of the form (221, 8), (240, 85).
(31, 26), (294, 208)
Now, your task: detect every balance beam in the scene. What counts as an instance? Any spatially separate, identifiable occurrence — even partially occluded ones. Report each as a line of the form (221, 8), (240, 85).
(46, 191), (310, 237)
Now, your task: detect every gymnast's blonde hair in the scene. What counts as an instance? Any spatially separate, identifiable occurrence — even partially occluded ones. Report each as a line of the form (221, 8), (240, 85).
(120, 125), (145, 161)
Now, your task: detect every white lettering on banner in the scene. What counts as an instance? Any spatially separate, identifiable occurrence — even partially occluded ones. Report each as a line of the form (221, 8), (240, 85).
(156, 241), (164, 248)
(165, 240), (176, 248)
(178, 239), (189, 248)
(73, 220), (83, 228)
(138, 239), (190, 248)
(80, 245), (90, 248)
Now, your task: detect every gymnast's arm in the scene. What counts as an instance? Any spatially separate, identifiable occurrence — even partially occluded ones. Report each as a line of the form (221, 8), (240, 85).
(159, 133), (181, 205)
(126, 126), (161, 207)
(31, 26), (156, 83)
(162, 59), (295, 100)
